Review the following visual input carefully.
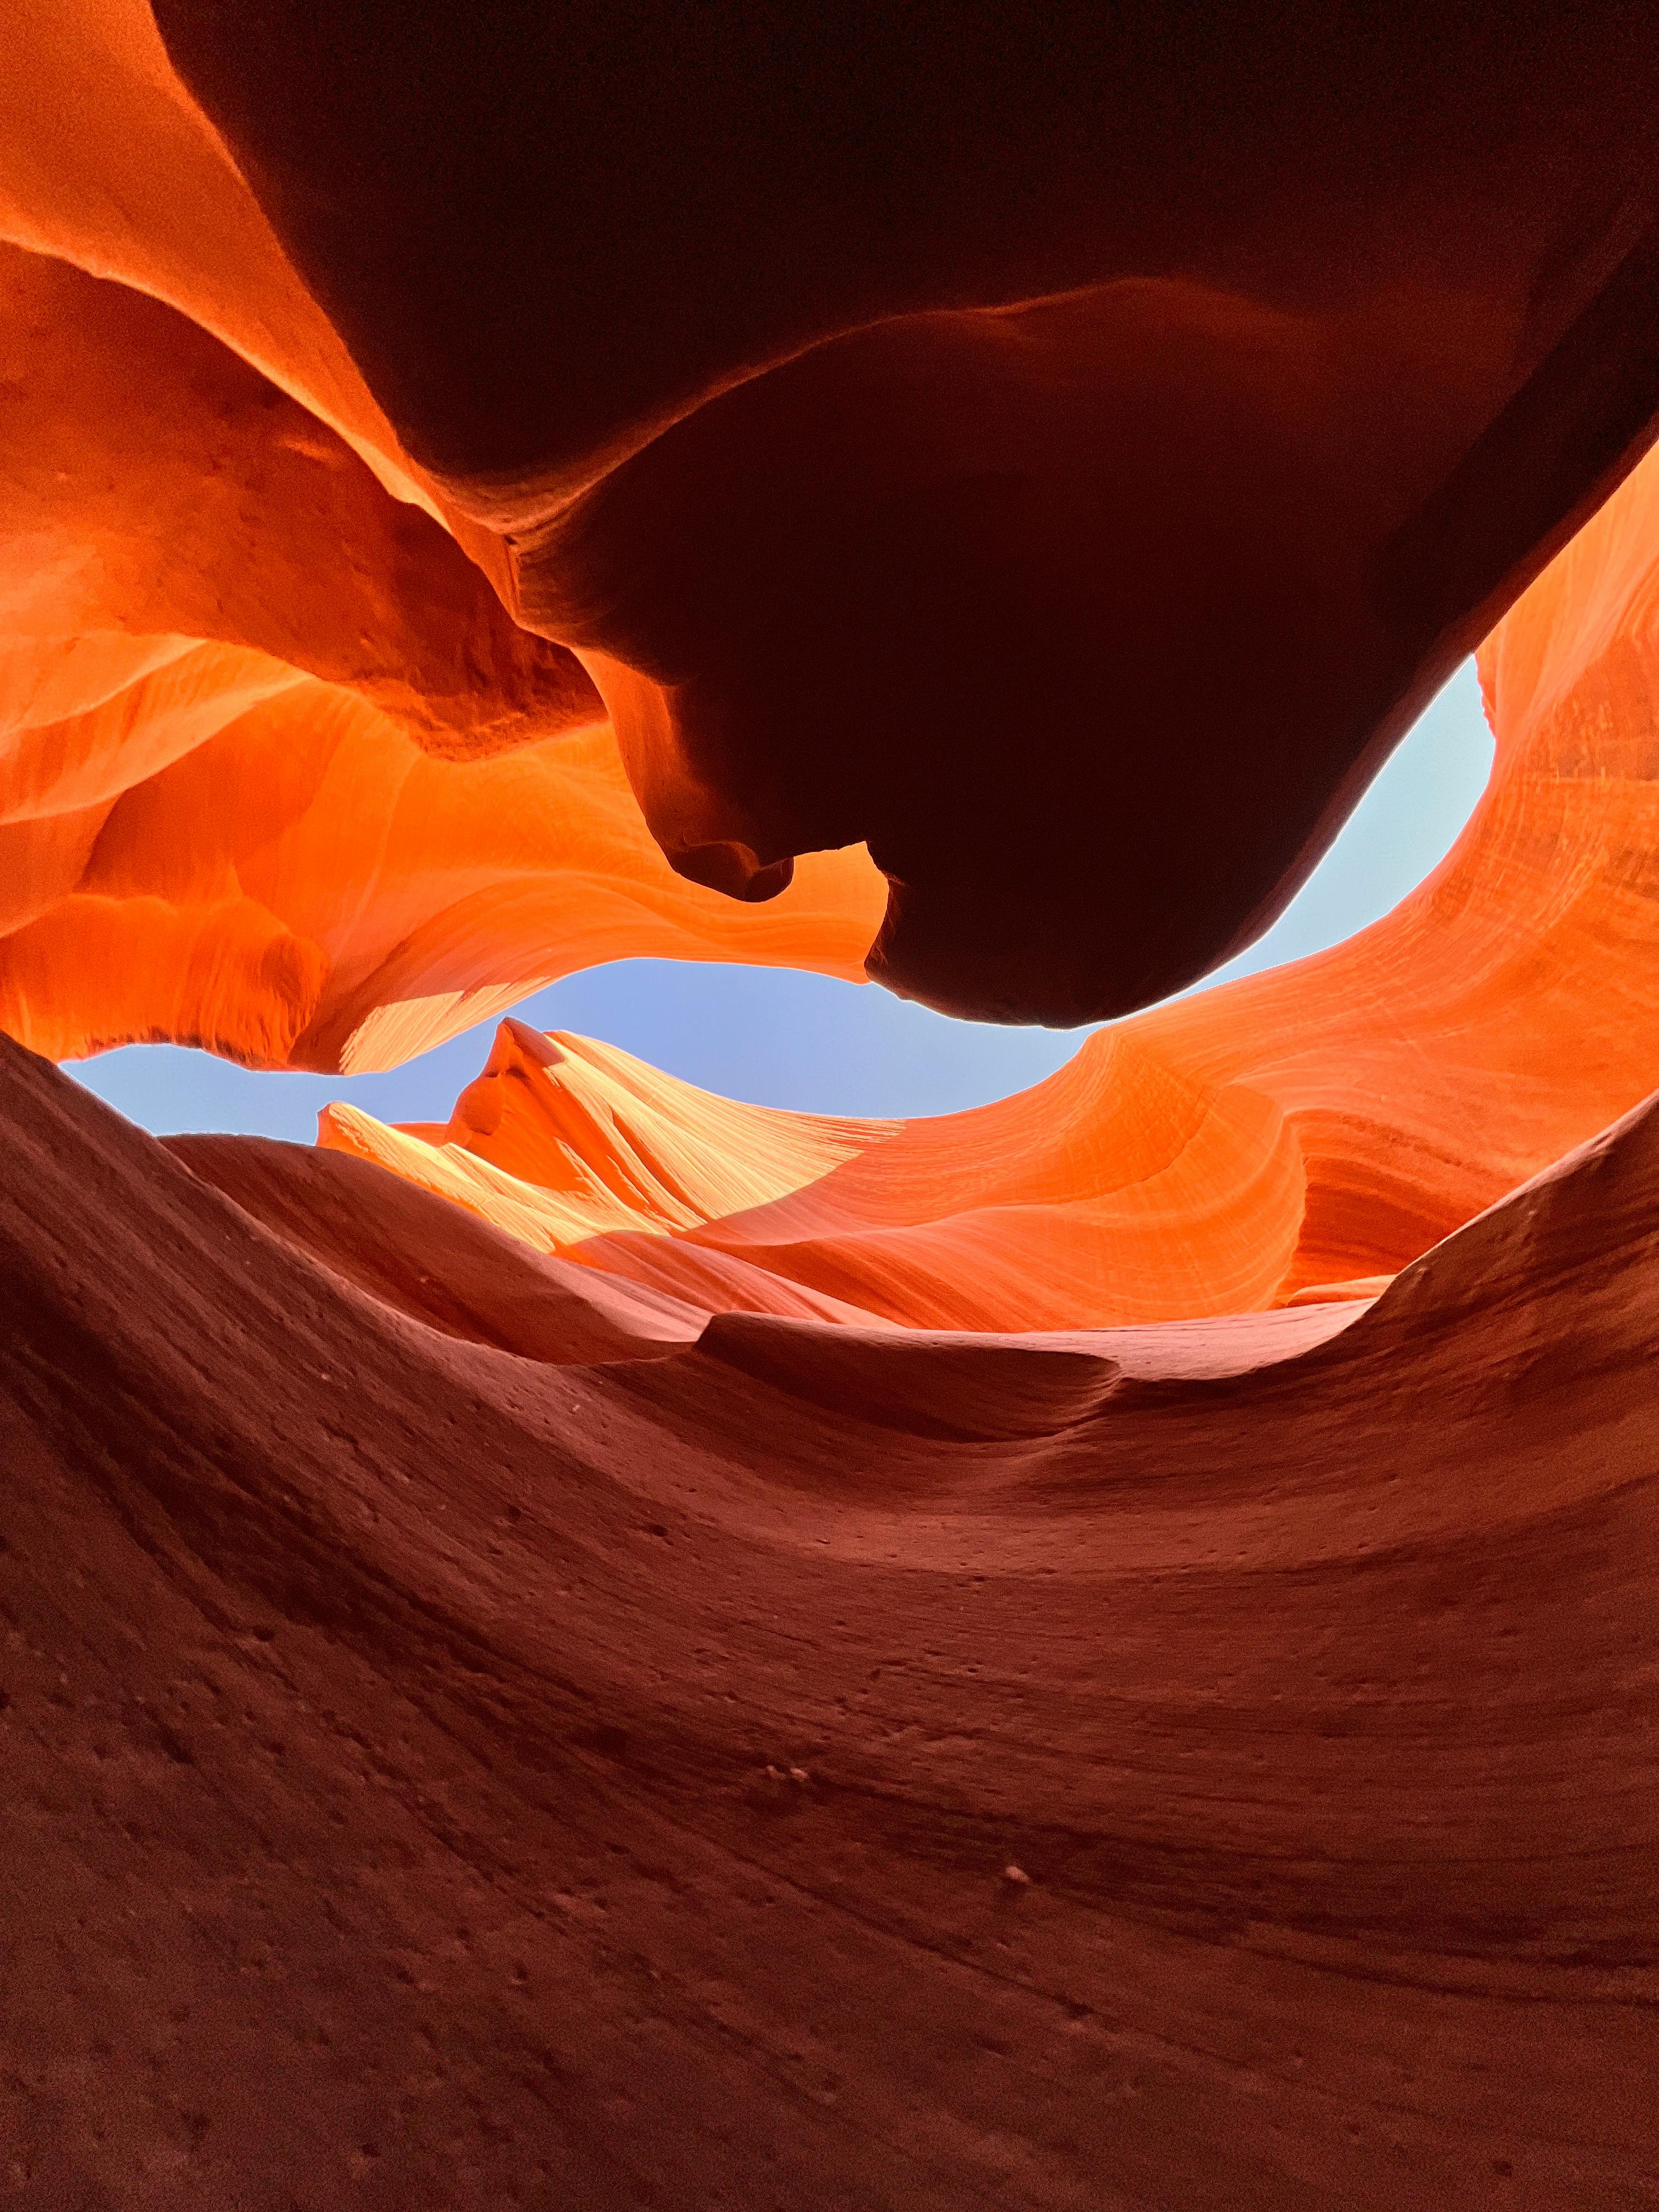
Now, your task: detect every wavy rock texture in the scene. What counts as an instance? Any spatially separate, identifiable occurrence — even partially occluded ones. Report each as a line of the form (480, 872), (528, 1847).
(5, 1027), (1659, 2210)
(6, 7), (1659, 2209)
(302, 446), (1659, 1328)
(0, 128), (884, 1071)
(6, 3), (1659, 1045)
(150, 0), (1659, 1019)
(315, 1020), (1307, 1330)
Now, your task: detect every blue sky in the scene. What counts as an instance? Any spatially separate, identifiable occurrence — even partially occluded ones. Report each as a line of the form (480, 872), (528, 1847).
(70, 662), (1494, 1138)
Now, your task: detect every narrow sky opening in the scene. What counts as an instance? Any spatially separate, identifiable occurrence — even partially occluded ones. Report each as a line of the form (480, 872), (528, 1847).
(70, 663), (1495, 1139)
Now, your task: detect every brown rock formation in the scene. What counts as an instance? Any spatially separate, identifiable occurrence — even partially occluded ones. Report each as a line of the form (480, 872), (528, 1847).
(4, 7), (1659, 2207)
(4, 1034), (1658, 2208)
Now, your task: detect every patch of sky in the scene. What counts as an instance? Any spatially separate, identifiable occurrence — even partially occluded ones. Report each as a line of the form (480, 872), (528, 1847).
(69, 661), (1494, 1140)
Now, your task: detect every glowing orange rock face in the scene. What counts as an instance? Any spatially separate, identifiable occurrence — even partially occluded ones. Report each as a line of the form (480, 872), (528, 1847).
(7, 8), (1659, 2206)
(7, 1005), (1659, 2211)
(0, 0), (1654, 1349)
(319, 1020), (1306, 1329)
(4, 0), (1659, 1093)
(144, 2), (1659, 1022)
(3, 0), (467, 524)
(311, 438), (1659, 1329)
(0, 21), (888, 1070)
(9, 2), (1659, 1056)
(0, 240), (884, 1068)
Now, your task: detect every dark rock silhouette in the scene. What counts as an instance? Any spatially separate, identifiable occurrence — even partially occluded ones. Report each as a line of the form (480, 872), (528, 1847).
(158, 0), (1659, 1018)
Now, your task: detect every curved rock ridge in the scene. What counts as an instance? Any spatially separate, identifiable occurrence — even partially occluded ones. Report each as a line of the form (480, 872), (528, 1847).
(5, 52), (1659, 1164)
(0, 228), (884, 1069)
(149, 1), (1659, 1019)
(300, 442), (1659, 1330)
(5, 2), (1659, 1043)
(2, 13), (1658, 2202)
(2, 0), (426, 507)
(317, 1019), (1306, 1330)
(4, 1019), (1658, 2207)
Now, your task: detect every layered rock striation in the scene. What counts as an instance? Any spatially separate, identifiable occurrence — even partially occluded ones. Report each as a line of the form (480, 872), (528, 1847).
(4, 5), (1659, 2208)
(8, 0), (1659, 1050)
(303, 448), (1659, 1327)
(4, 1022), (1658, 2208)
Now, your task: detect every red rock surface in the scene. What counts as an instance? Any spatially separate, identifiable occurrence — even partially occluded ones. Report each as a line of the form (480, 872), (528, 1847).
(5, 1031), (1659, 2209)
(0, 15), (886, 1070)
(5, 6), (1659, 2208)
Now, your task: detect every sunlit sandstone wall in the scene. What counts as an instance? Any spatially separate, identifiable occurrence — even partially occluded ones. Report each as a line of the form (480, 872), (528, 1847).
(3, 11), (1659, 2207)
(5, 0), (1659, 1334)
(5, 942), (1659, 2211)
(9, 259), (1659, 1323)
(314, 445), (1659, 1326)
(0, 233), (884, 1072)
(0, 0), (887, 1066)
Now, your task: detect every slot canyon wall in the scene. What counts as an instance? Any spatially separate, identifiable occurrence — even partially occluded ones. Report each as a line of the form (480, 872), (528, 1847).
(2, 4), (1658, 2207)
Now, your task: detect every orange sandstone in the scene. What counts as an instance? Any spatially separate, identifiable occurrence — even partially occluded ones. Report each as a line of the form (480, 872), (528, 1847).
(307, 439), (1659, 1329)
(4, 6), (1659, 2208)
(0, 256), (882, 1068)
